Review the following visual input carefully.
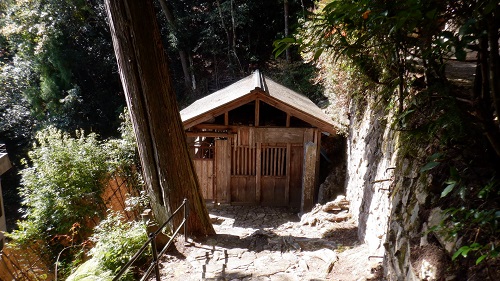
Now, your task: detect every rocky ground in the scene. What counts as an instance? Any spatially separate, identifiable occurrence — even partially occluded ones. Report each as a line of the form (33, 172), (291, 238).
(155, 197), (383, 281)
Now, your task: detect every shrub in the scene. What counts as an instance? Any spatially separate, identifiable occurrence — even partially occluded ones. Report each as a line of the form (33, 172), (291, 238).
(67, 212), (148, 280)
(11, 127), (109, 245)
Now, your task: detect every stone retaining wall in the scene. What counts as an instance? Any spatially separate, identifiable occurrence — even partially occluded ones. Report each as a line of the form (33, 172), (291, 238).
(345, 96), (449, 280)
(345, 98), (398, 257)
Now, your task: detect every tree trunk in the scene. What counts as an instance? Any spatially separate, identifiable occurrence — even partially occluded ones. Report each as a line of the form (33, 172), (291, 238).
(215, 0), (231, 57)
(157, 0), (193, 95)
(486, 11), (500, 157)
(105, 0), (215, 236)
(284, 0), (291, 63)
(473, 20), (500, 158)
(487, 12), (500, 122)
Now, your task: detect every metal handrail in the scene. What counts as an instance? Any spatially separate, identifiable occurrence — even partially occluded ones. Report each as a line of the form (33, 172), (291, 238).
(113, 198), (189, 281)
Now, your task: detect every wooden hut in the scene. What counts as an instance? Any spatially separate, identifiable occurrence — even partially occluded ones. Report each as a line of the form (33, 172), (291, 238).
(181, 70), (337, 211)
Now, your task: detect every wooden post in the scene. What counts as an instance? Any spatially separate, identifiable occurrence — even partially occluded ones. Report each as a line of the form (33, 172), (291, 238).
(301, 141), (316, 213)
(255, 99), (260, 127)
(285, 143), (291, 205)
(315, 129), (321, 192)
(256, 142), (262, 203)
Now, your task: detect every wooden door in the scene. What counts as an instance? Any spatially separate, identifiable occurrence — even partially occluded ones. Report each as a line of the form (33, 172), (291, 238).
(260, 144), (288, 206)
(191, 141), (215, 201)
(230, 144), (257, 204)
(215, 139), (231, 203)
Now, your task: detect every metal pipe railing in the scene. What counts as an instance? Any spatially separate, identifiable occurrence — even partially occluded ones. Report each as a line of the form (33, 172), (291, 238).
(113, 198), (189, 281)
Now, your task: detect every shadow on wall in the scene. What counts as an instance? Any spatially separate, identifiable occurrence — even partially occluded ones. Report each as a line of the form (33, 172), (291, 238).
(358, 106), (385, 241)
(346, 99), (394, 252)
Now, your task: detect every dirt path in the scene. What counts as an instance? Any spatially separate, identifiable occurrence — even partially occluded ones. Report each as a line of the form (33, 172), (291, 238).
(156, 204), (382, 280)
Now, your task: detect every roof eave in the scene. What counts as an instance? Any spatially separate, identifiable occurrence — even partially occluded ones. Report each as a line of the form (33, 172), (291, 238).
(255, 93), (337, 135)
(183, 90), (336, 134)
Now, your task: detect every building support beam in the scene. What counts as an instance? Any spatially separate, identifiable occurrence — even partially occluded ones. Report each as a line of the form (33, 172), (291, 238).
(301, 141), (316, 213)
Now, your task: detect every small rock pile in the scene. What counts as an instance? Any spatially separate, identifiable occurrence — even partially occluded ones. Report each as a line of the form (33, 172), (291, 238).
(300, 195), (351, 226)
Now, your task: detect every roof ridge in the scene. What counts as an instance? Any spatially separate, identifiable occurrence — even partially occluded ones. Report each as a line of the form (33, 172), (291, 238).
(253, 69), (268, 93)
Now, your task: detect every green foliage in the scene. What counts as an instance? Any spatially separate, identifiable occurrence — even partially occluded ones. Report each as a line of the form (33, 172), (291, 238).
(440, 167), (460, 198)
(0, 58), (36, 144)
(107, 108), (138, 172)
(453, 243), (499, 265)
(273, 0), (490, 115)
(415, 93), (499, 267)
(0, 0), (123, 134)
(432, 175), (500, 266)
(10, 127), (109, 244)
(67, 212), (148, 280)
(6, 110), (143, 278)
(410, 86), (500, 272)
(66, 258), (114, 281)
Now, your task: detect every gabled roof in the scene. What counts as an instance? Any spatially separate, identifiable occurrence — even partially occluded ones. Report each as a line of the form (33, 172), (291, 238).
(180, 70), (336, 134)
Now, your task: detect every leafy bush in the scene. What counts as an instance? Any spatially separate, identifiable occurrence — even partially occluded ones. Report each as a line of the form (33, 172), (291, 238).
(5, 108), (145, 279)
(67, 212), (148, 281)
(106, 108), (142, 188)
(422, 151), (499, 270)
(10, 127), (109, 245)
(443, 179), (500, 266)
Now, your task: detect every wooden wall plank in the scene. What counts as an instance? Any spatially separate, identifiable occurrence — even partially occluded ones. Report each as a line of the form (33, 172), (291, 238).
(193, 160), (214, 200)
(274, 179), (286, 206)
(215, 139), (231, 203)
(246, 177), (255, 203)
(244, 146), (248, 175)
(231, 176), (256, 203)
(249, 127), (254, 147)
(261, 177), (286, 206)
(186, 132), (234, 138)
(255, 127), (305, 143)
(261, 178), (274, 205)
